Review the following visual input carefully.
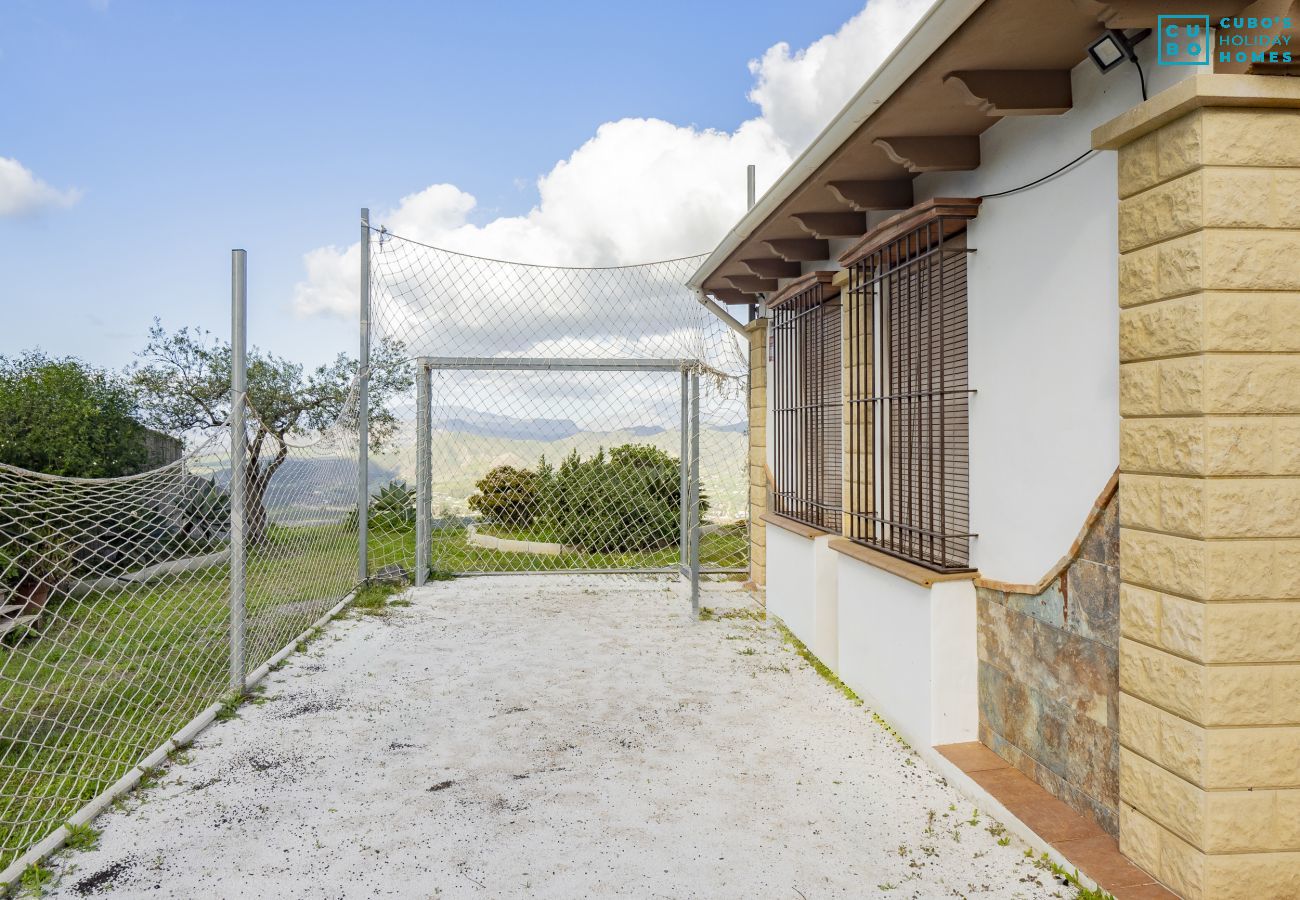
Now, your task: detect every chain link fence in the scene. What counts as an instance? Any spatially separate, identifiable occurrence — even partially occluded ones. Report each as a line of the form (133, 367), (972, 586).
(363, 229), (749, 580)
(0, 395), (364, 876)
(0, 221), (750, 879)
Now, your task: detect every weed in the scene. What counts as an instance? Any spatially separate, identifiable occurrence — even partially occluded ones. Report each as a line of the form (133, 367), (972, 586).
(896, 844), (910, 857)
(351, 581), (407, 617)
(877, 883), (898, 891)
(736, 647), (757, 656)
(137, 766), (165, 791)
(1026, 853), (1116, 900)
(968, 809), (980, 827)
(986, 822), (1006, 839)
(214, 692), (243, 722)
(63, 822), (99, 852)
(997, 836), (1011, 847)
(20, 862), (53, 896)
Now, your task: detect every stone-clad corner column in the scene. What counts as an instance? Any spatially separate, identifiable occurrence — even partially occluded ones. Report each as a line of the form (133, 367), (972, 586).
(746, 318), (768, 591)
(1094, 74), (1300, 900)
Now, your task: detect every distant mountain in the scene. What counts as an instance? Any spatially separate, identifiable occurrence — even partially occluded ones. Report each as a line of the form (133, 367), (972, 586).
(626, 425), (665, 436)
(715, 421), (748, 433)
(433, 407), (579, 442)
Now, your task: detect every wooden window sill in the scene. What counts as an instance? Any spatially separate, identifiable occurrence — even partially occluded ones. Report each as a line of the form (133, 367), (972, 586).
(828, 538), (977, 588)
(759, 512), (830, 540)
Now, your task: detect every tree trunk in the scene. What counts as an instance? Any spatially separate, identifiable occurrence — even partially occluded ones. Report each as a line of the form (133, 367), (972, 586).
(239, 433), (287, 547)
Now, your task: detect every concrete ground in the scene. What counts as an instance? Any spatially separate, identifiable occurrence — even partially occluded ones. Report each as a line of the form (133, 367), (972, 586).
(44, 576), (1069, 899)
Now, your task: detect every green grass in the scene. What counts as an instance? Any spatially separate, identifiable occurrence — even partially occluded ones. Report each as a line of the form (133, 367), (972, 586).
(372, 521), (748, 575)
(0, 522), (361, 872)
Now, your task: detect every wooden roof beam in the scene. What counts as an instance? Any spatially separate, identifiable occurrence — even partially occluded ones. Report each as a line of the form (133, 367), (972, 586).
(790, 211), (867, 239)
(874, 136), (980, 173)
(762, 238), (830, 262)
(724, 274), (779, 293)
(944, 70), (1073, 116)
(826, 180), (914, 212)
(708, 288), (755, 305)
(1071, 0), (1245, 28)
(740, 258), (802, 279)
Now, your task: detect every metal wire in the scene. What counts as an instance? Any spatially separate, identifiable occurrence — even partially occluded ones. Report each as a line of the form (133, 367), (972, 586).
(0, 396), (364, 871)
(364, 229), (750, 579)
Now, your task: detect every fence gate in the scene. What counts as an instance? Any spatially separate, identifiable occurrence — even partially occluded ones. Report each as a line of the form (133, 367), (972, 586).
(404, 356), (712, 608)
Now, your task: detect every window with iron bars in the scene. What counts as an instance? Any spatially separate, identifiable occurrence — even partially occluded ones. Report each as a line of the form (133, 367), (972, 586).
(770, 273), (843, 533)
(842, 199), (978, 571)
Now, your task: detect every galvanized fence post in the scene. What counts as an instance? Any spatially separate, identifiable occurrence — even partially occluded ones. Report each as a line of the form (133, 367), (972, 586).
(357, 208), (371, 584)
(415, 362), (431, 586)
(689, 368), (701, 616)
(679, 368), (688, 573)
(229, 249), (248, 693)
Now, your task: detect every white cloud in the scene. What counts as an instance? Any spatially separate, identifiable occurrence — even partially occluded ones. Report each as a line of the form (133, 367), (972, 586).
(292, 0), (927, 321)
(0, 158), (81, 217)
(748, 0), (932, 152)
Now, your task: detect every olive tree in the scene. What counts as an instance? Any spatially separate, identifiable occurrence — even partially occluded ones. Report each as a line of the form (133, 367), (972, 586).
(131, 321), (412, 542)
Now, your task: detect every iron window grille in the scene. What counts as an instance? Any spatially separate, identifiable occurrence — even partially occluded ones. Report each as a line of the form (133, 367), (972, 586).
(841, 199), (979, 571)
(770, 273), (843, 533)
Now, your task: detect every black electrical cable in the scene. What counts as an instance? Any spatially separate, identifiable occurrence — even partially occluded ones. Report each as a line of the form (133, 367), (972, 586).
(979, 148), (1098, 200)
(1134, 56), (1148, 101)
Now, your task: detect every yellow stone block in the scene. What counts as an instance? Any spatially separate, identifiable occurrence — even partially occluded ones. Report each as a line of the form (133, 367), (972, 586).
(1119, 361), (1160, 416)
(1202, 107), (1300, 168)
(1120, 582), (1161, 643)
(1205, 417), (1283, 476)
(1119, 245), (1161, 307)
(1205, 354), (1300, 414)
(1119, 169), (1203, 252)
(1159, 593), (1207, 660)
(1120, 747), (1204, 846)
(1206, 725), (1300, 788)
(1118, 128), (1160, 199)
(1201, 167), (1273, 228)
(1119, 805), (1183, 893)
(1203, 850), (1300, 900)
(1120, 638), (1206, 721)
(1118, 474), (1162, 530)
(1204, 601), (1300, 663)
(1119, 295), (1203, 361)
(1121, 419), (1204, 475)
(1204, 229), (1300, 292)
(1120, 529), (1207, 598)
(1205, 479), (1300, 538)
(1157, 231), (1204, 299)
(1159, 356), (1205, 415)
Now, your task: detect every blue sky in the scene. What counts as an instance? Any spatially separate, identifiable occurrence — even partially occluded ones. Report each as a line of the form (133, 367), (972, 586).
(1, 0), (908, 370)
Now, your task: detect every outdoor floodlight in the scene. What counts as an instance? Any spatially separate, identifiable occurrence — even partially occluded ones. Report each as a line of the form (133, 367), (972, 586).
(1088, 29), (1138, 72)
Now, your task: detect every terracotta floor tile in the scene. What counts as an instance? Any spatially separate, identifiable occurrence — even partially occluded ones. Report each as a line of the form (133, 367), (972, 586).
(967, 766), (1057, 811)
(936, 741), (1009, 773)
(1054, 834), (1153, 890)
(1014, 798), (1106, 843)
(1111, 881), (1179, 899)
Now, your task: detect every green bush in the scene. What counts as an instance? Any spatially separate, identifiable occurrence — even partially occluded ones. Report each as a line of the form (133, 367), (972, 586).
(550, 444), (707, 553)
(467, 465), (541, 529)
(358, 479), (415, 530)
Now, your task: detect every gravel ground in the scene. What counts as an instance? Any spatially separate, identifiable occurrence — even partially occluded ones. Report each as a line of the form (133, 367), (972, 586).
(42, 576), (1068, 899)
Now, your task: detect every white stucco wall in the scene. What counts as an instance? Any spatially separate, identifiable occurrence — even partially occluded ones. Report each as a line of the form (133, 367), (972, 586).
(910, 44), (1191, 583)
(836, 554), (977, 747)
(766, 526), (839, 670)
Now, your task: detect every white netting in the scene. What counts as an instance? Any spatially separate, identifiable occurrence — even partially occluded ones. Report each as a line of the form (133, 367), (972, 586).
(0, 394), (364, 872)
(364, 229), (749, 577)
(0, 225), (751, 873)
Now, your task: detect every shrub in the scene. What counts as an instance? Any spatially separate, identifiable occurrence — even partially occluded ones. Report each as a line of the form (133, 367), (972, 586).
(364, 479), (415, 530)
(550, 444), (707, 553)
(467, 465), (540, 529)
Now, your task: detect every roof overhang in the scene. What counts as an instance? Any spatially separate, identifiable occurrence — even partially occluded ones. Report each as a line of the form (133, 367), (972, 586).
(690, 0), (1257, 303)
